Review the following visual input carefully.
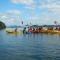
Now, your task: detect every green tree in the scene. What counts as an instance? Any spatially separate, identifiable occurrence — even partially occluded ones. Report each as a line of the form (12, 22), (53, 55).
(0, 21), (6, 30)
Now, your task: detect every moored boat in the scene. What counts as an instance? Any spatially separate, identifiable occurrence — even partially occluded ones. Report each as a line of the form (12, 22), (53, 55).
(28, 26), (60, 34)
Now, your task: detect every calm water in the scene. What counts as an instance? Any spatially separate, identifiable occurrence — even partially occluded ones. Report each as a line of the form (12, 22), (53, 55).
(0, 30), (60, 60)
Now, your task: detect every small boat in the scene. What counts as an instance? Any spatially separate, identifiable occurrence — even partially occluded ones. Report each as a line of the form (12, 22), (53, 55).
(6, 30), (23, 35)
(6, 31), (14, 33)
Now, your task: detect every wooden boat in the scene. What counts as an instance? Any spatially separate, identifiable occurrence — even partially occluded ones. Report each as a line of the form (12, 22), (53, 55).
(6, 30), (23, 35)
(28, 28), (60, 34)
(41, 30), (60, 34)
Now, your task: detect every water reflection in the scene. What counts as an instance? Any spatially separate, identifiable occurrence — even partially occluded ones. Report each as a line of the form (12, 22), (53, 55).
(0, 30), (60, 60)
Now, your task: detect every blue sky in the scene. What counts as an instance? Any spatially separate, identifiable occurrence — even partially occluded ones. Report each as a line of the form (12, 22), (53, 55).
(0, 0), (60, 26)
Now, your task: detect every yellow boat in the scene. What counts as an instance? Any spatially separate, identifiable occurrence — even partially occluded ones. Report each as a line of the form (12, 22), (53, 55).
(44, 30), (60, 34)
(6, 30), (23, 35)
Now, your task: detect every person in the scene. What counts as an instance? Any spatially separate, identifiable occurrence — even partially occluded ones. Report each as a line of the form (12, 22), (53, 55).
(23, 27), (26, 33)
(15, 28), (17, 32)
(28, 27), (32, 32)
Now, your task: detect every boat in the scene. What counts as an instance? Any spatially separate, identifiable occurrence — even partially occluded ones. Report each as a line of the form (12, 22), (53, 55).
(6, 30), (23, 35)
(28, 27), (60, 34)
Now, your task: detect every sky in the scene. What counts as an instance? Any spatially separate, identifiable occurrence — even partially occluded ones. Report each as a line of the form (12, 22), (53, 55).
(0, 0), (60, 26)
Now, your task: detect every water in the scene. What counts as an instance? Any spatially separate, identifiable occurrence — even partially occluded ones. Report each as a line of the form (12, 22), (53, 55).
(0, 30), (60, 60)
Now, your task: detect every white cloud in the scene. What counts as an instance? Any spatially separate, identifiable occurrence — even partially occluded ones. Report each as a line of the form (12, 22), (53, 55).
(7, 10), (21, 15)
(39, 4), (60, 8)
(38, 0), (60, 19)
(38, 0), (60, 8)
(1, 15), (7, 19)
(11, 0), (60, 9)
(48, 8), (60, 15)
(39, 4), (60, 16)
(11, 0), (34, 5)
(0, 10), (22, 26)
(1, 0), (60, 26)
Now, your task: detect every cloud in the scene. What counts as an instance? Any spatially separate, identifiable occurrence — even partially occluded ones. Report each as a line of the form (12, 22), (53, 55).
(38, 0), (60, 8)
(1, 15), (7, 19)
(39, 4), (60, 9)
(38, 0), (60, 23)
(7, 10), (21, 15)
(11, 0), (34, 5)
(48, 8), (60, 15)
(11, 0), (60, 9)
(1, 0), (60, 26)
(0, 9), (22, 26)
(0, 14), (14, 26)
(11, 0), (36, 10)
(39, 4), (60, 16)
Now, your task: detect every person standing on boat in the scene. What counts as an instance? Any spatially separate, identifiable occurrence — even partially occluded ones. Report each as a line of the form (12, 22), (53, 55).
(23, 27), (26, 33)
(15, 27), (17, 32)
